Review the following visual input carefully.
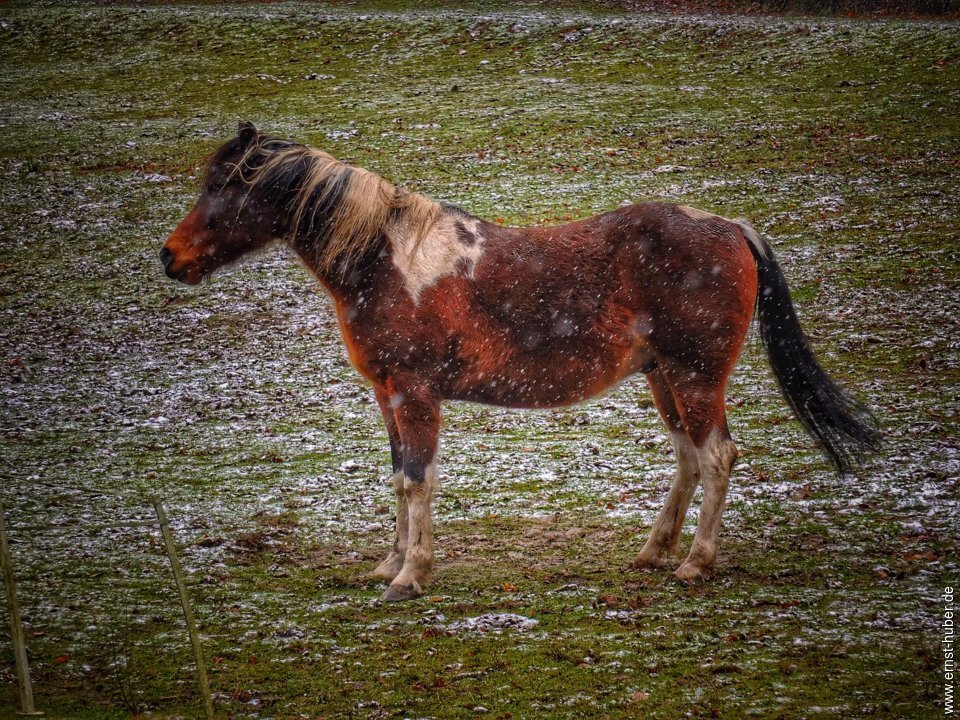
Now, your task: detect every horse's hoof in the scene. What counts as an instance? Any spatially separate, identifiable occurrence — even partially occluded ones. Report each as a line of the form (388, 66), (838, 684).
(380, 581), (422, 603)
(373, 556), (403, 581)
(373, 565), (399, 581)
(674, 562), (710, 584)
(629, 551), (668, 570)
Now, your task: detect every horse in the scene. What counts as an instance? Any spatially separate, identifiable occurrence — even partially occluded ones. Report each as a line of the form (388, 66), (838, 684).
(160, 122), (880, 602)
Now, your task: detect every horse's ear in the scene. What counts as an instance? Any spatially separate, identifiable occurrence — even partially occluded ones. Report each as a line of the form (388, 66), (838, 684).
(237, 121), (258, 143)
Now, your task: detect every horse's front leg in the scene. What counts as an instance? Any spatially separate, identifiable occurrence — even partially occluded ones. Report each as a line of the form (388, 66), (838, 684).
(381, 387), (441, 603)
(373, 470), (407, 580)
(373, 388), (407, 581)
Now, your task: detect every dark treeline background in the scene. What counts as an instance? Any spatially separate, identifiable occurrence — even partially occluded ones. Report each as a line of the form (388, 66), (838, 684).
(570, 0), (959, 16)
(67, 0), (960, 18)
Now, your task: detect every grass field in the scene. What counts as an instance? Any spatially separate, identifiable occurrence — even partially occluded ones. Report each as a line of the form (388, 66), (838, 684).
(1, 2), (958, 718)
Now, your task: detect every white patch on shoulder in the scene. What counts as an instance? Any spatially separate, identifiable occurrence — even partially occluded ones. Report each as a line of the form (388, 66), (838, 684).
(389, 214), (485, 303)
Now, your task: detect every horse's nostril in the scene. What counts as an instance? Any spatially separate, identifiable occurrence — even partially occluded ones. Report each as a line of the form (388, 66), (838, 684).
(159, 246), (173, 268)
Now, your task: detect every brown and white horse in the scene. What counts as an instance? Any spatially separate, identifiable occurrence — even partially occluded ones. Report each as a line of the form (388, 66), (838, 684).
(161, 123), (880, 601)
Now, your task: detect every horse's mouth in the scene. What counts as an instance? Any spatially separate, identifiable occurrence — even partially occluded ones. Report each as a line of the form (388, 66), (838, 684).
(166, 265), (203, 285)
(160, 247), (203, 285)
(163, 263), (201, 285)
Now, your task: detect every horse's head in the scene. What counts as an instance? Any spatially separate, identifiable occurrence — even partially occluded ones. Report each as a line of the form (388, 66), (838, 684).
(160, 122), (283, 285)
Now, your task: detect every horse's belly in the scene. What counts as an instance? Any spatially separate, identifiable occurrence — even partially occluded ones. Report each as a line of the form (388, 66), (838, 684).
(447, 337), (653, 409)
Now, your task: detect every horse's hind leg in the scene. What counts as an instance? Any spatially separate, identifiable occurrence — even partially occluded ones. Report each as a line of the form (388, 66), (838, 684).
(669, 382), (738, 584)
(632, 370), (701, 568)
(373, 387), (407, 581)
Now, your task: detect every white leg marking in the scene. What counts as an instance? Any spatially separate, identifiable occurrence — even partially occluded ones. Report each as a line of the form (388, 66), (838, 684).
(634, 431), (700, 568)
(373, 471), (407, 581)
(381, 462), (437, 602)
(676, 429), (737, 583)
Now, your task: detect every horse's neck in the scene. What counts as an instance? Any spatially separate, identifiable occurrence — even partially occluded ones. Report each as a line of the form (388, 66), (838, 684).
(289, 231), (386, 297)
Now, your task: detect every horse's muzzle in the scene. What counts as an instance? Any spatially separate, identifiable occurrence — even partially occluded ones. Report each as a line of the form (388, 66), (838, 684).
(160, 246), (200, 284)
(160, 246), (183, 281)
(164, 264), (187, 282)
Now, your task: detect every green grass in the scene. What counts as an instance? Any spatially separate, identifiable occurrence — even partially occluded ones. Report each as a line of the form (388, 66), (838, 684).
(0, 2), (957, 718)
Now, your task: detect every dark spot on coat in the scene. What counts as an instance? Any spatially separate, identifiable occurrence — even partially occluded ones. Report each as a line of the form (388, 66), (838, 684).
(454, 221), (477, 247)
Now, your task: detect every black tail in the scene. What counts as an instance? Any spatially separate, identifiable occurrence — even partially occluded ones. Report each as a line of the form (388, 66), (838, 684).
(738, 221), (882, 474)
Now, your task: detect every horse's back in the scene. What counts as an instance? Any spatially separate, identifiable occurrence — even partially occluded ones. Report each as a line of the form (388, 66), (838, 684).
(419, 202), (756, 406)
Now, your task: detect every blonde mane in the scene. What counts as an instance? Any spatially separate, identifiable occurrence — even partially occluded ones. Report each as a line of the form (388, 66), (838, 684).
(228, 139), (442, 275)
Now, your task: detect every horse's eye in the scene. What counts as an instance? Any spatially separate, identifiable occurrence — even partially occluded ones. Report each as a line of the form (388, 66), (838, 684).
(207, 184), (224, 195)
